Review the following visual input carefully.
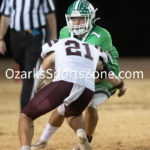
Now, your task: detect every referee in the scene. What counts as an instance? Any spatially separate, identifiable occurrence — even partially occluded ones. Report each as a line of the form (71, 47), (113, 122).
(0, 0), (57, 110)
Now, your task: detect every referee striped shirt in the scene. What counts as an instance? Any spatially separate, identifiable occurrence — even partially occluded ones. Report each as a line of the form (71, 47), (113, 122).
(0, 0), (55, 31)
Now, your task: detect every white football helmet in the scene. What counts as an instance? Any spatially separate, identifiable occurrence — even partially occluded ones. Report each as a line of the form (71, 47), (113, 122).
(65, 0), (96, 36)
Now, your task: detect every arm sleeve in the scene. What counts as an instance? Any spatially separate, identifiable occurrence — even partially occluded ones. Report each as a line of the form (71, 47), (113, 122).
(43, 0), (55, 14)
(0, 0), (11, 16)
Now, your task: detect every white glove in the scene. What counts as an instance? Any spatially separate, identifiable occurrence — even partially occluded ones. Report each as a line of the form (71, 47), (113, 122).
(34, 66), (46, 93)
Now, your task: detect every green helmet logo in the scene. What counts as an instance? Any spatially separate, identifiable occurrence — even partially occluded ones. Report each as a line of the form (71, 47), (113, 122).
(65, 0), (96, 36)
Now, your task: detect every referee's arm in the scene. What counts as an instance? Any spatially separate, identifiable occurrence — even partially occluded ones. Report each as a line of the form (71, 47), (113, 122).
(46, 13), (57, 40)
(0, 15), (10, 55)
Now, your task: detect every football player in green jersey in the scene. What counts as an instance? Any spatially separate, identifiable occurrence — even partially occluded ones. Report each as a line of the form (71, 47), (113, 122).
(31, 0), (125, 150)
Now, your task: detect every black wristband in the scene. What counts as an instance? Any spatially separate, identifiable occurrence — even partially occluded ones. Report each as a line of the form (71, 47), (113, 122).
(0, 38), (4, 41)
(115, 79), (124, 89)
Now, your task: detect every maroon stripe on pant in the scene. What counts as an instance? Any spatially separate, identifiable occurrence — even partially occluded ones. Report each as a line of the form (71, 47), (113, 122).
(22, 80), (73, 120)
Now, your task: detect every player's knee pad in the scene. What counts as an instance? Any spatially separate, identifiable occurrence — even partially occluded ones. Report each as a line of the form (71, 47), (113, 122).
(88, 92), (109, 109)
(57, 104), (65, 116)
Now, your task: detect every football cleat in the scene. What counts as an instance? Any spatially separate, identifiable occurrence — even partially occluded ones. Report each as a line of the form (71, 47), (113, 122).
(31, 140), (47, 150)
(76, 129), (92, 150)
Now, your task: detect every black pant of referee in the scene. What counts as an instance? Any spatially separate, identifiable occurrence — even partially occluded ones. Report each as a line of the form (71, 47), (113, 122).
(10, 28), (46, 110)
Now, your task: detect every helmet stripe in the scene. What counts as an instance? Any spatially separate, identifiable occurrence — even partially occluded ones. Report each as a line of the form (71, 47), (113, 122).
(75, 0), (80, 10)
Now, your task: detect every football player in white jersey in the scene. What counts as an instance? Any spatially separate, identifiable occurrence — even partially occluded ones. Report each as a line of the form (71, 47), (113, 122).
(31, 0), (124, 149)
(18, 38), (125, 150)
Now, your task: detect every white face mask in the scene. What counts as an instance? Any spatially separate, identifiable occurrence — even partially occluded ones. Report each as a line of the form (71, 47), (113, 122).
(66, 14), (94, 36)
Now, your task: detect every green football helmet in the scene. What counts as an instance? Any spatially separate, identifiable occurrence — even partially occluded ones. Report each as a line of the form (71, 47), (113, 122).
(65, 0), (96, 36)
